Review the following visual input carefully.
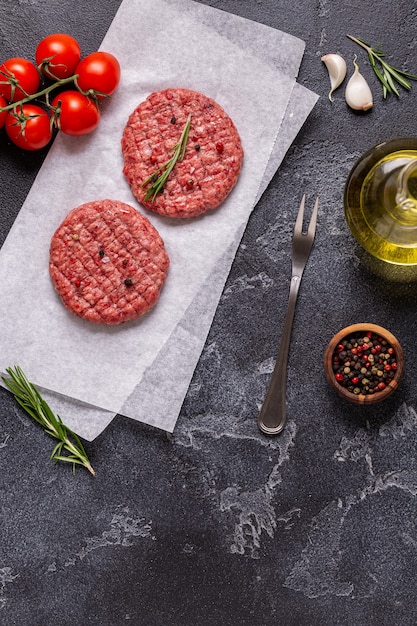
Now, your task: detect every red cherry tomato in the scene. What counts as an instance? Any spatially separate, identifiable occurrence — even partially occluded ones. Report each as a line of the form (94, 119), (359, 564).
(5, 104), (53, 150)
(52, 90), (100, 136)
(0, 57), (40, 102)
(0, 95), (8, 129)
(36, 33), (81, 80)
(76, 51), (120, 98)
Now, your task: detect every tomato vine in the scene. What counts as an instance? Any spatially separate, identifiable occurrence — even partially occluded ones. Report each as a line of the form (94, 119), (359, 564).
(0, 34), (121, 151)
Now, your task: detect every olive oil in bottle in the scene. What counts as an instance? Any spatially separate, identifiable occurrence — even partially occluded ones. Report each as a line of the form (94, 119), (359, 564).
(344, 139), (417, 266)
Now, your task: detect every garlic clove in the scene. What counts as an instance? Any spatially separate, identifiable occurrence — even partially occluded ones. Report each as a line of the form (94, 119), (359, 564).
(345, 57), (373, 111)
(321, 53), (347, 101)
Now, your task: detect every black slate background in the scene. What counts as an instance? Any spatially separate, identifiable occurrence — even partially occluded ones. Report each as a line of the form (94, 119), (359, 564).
(1, 1), (417, 625)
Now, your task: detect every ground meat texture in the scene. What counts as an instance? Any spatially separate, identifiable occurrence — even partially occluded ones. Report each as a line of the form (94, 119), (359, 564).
(121, 88), (244, 218)
(49, 199), (170, 325)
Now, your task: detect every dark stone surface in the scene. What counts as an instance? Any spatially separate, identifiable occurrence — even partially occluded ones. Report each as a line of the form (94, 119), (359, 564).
(1, 1), (417, 624)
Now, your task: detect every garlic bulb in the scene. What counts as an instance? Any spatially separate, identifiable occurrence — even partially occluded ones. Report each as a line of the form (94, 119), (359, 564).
(345, 57), (373, 111)
(321, 53), (347, 101)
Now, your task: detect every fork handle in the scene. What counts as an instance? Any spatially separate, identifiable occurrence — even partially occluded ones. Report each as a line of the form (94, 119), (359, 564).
(258, 274), (301, 435)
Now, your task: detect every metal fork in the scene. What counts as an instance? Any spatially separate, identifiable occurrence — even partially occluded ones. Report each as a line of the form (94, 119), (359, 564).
(258, 194), (319, 435)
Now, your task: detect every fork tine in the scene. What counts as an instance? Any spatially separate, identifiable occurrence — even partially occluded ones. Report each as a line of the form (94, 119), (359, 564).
(307, 196), (319, 238)
(294, 193), (306, 234)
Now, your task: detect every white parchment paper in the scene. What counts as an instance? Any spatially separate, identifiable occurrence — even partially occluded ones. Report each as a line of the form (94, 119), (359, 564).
(0, 0), (318, 439)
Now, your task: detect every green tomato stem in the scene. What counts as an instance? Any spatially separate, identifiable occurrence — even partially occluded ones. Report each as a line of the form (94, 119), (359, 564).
(0, 74), (79, 113)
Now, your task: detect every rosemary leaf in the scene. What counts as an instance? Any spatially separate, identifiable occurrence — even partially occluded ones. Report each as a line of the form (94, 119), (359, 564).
(387, 66), (413, 90)
(50, 441), (64, 459)
(54, 455), (87, 469)
(2, 366), (95, 476)
(142, 113), (192, 202)
(368, 55), (390, 90)
(347, 34), (417, 98)
(384, 69), (400, 96)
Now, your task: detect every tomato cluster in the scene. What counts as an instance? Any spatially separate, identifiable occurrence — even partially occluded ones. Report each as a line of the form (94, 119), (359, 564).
(0, 33), (120, 151)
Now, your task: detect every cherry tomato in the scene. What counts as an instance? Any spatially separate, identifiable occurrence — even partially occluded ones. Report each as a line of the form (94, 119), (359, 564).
(51, 90), (100, 136)
(0, 57), (40, 103)
(0, 95), (8, 129)
(76, 51), (120, 98)
(36, 33), (81, 80)
(5, 104), (53, 150)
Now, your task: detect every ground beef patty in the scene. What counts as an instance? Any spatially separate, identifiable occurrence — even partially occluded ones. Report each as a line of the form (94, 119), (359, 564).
(122, 88), (244, 218)
(49, 199), (169, 325)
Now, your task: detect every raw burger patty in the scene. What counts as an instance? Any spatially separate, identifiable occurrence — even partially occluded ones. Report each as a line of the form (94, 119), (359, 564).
(49, 199), (169, 325)
(121, 88), (244, 218)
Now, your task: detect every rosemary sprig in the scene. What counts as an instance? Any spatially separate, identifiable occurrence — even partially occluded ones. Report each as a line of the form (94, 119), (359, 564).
(347, 35), (417, 98)
(141, 113), (191, 202)
(2, 366), (95, 476)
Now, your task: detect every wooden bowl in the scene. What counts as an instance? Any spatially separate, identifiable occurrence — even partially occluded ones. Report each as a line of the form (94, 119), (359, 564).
(324, 323), (404, 405)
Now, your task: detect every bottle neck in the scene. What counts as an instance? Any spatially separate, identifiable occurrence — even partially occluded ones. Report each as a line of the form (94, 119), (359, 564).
(395, 160), (417, 219)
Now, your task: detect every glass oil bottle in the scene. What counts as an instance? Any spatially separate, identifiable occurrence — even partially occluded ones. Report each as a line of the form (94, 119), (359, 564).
(344, 138), (417, 269)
